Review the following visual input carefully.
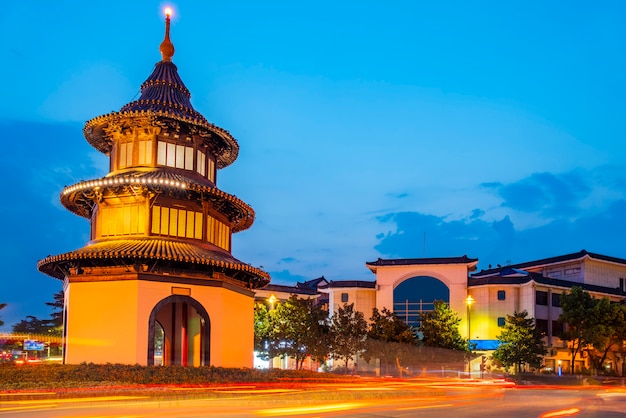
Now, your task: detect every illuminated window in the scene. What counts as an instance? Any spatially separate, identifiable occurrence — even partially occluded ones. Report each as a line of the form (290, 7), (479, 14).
(151, 205), (203, 240)
(138, 139), (153, 165)
(497, 290), (506, 300)
(497, 317), (505, 327)
(208, 158), (215, 182)
(99, 203), (146, 237)
(197, 150), (206, 176)
(157, 141), (195, 170)
(118, 142), (133, 169)
(206, 215), (230, 250)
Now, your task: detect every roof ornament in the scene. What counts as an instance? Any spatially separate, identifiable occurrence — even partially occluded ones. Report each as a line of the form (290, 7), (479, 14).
(159, 7), (175, 62)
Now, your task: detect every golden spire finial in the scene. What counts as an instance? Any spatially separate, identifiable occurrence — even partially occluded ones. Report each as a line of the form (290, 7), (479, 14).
(159, 7), (175, 62)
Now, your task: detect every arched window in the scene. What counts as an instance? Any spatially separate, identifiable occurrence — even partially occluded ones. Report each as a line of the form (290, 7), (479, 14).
(393, 276), (449, 329)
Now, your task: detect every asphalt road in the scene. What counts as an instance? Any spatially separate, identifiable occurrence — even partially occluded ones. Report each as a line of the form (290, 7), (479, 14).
(1, 378), (625, 417)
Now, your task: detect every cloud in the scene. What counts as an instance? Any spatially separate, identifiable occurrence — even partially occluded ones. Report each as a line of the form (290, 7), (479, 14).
(482, 171), (592, 218)
(267, 270), (311, 285)
(374, 199), (626, 270)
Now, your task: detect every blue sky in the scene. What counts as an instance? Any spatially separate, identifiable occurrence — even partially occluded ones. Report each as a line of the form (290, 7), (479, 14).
(1, 1), (625, 330)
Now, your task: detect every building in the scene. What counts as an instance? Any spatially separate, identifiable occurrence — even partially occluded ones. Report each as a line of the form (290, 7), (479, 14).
(256, 250), (626, 375)
(38, 11), (269, 367)
(469, 250), (626, 374)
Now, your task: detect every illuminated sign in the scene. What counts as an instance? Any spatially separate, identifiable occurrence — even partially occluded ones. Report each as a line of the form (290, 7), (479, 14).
(24, 340), (45, 351)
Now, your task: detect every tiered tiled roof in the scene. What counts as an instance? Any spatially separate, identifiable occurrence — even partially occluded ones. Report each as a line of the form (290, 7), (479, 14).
(60, 169), (255, 232)
(38, 238), (269, 287)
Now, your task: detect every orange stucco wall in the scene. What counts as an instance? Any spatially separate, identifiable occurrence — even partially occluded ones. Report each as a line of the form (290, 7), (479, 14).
(64, 274), (254, 367)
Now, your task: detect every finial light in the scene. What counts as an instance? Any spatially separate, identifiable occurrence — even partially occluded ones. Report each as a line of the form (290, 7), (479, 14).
(160, 6), (175, 61)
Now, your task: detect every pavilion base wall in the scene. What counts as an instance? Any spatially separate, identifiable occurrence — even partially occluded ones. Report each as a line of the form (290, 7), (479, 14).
(63, 273), (254, 367)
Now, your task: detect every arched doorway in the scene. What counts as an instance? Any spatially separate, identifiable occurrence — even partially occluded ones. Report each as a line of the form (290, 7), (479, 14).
(393, 276), (449, 329)
(147, 295), (210, 366)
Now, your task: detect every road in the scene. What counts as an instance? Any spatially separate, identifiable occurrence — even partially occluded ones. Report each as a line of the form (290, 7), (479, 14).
(1, 378), (625, 417)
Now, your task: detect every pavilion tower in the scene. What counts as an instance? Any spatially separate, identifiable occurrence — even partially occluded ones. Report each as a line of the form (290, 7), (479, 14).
(38, 10), (269, 367)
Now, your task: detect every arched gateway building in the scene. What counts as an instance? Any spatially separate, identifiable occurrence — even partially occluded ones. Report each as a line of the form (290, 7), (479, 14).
(38, 11), (269, 367)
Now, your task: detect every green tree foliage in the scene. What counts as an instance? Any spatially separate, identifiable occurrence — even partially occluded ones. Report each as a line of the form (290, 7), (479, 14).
(558, 286), (599, 374)
(12, 316), (51, 334)
(11, 291), (64, 335)
(330, 303), (367, 373)
(254, 302), (272, 357)
(0, 303), (6, 327)
(254, 296), (330, 370)
(585, 298), (626, 374)
(419, 300), (469, 352)
(46, 291), (64, 336)
(492, 310), (547, 374)
(362, 307), (416, 374)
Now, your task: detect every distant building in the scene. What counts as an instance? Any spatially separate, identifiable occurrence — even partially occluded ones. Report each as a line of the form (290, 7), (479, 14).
(256, 250), (626, 375)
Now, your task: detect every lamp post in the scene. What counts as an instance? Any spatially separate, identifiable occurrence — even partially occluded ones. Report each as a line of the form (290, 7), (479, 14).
(465, 295), (475, 378)
(465, 295), (475, 340)
(268, 294), (277, 310)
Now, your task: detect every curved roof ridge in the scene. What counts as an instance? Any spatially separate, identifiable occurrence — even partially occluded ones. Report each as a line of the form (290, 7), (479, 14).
(120, 61), (207, 123)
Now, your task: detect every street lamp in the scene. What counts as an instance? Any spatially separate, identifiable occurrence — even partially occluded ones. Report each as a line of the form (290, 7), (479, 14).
(268, 294), (277, 310)
(465, 295), (475, 378)
(465, 295), (475, 340)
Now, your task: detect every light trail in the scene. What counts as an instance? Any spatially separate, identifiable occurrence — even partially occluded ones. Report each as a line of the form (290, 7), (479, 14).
(539, 407), (581, 417)
(256, 402), (367, 416)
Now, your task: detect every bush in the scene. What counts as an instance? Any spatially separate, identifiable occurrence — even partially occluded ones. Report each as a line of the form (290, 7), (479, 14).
(0, 363), (354, 390)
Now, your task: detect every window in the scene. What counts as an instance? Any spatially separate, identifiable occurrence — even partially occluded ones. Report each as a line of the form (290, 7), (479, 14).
(497, 317), (505, 327)
(157, 141), (194, 170)
(341, 293), (349, 303)
(497, 290), (506, 300)
(536, 291), (548, 306)
(197, 150), (206, 176)
(118, 142), (133, 168)
(565, 267), (581, 276)
(208, 158), (215, 182)
(551, 293), (561, 307)
(138, 139), (153, 165)
(206, 215), (230, 250)
(151, 205), (203, 240)
(552, 320), (563, 337)
(98, 203), (146, 237)
(536, 319), (548, 336)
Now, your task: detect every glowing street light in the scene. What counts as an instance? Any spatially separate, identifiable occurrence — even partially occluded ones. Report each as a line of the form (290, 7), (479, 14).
(268, 294), (277, 310)
(465, 295), (475, 340)
(465, 294), (475, 376)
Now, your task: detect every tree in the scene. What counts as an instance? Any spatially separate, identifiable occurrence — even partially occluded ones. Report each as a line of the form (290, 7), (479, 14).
(492, 310), (547, 374)
(586, 299), (626, 375)
(256, 296), (330, 370)
(46, 291), (64, 335)
(363, 307), (416, 374)
(558, 286), (598, 374)
(0, 303), (6, 327)
(12, 316), (51, 334)
(419, 300), (469, 352)
(253, 302), (272, 359)
(11, 291), (63, 336)
(330, 303), (368, 373)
